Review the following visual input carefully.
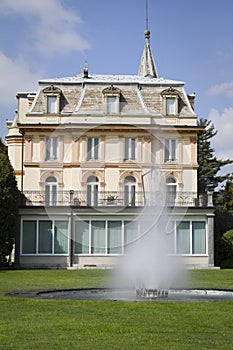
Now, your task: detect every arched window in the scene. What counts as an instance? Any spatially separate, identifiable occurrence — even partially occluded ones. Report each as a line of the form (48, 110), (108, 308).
(166, 177), (177, 206)
(45, 176), (57, 206)
(124, 176), (136, 206)
(87, 176), (99, 206)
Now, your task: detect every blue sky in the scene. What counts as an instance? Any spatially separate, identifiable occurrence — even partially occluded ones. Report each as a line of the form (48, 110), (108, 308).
(0, 0), (233, 165)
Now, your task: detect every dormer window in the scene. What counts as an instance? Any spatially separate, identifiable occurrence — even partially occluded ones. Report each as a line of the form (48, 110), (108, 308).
(43, 85), (62, 114)
(102, 86), (121, 114)
(161, 87), (180, 116)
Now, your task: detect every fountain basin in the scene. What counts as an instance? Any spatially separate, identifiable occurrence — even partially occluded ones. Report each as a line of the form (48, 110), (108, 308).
(6, 288), (233, 302)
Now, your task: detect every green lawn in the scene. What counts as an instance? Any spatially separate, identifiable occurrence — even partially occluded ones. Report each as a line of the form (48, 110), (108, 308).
(0, 269), (233, 350)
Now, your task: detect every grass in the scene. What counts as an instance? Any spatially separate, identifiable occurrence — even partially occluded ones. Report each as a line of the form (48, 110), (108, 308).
(0, 269), (233, 350)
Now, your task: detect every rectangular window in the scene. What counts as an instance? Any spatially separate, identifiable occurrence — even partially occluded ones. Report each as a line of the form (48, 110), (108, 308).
(21, 219), (68, 255)
(47, 96), (57, 113)
(108, 221), (122, 254)
(22, 220), (37, 254)
(192, 222), (206, 254)
(176, 221), (206, 255)
(176, 221), (190, 254)
(164, 139), (176, 162)
(75, 221), (89, 254)
(124, 138), (136, 160)
(45, 137), (58, 161)
(91, 221), (106, 254)
(87, 137), (99, 160)
(166, 98), (175, 115)
(107, 96), (117, 114)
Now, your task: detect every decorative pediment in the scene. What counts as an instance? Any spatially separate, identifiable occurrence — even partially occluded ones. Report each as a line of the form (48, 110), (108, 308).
(102, 85), (121, 96)
(161, 87), (180, 97)
(43, 85), (62, 95)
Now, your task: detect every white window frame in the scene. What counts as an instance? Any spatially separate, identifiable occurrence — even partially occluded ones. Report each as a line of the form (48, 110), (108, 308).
(86, 176), (99, 206)
(124, 138), (136, 161)
(47, 96), (58, 114)
(74, 219), (140, 256)
(164, 139), (176, 162)
(45, 137), (58, 161)
(175, 220), (207, 256)
(166, 97), (176, 115)
(87, 137), (99, 161)
(106, 96), (117, 114)
(21, 218), (69, 256)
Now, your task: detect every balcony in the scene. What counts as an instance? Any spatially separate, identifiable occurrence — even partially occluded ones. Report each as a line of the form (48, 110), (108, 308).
(20, 190), (213, 208)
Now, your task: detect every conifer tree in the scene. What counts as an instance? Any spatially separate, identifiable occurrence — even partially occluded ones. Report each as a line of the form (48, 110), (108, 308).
(216, 179), (233, 212)
(0, 139), (18, 265)
(197, 118), (233, 193)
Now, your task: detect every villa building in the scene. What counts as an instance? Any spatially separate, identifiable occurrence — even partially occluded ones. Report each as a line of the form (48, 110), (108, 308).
(6, 29), (214, 269)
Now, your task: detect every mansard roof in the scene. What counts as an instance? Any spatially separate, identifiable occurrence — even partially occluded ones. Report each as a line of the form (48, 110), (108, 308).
(39, 73), (183, 86)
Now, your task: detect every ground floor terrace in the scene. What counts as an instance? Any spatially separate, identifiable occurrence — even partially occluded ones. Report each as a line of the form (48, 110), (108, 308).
(16, 201), (215, 269)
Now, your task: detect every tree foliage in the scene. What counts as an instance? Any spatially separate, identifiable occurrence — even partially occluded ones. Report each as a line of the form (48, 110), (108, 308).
(197, 118), (233, 193)
(0, 139), (18, 265)
(215, 229), (233, 268)
(216, 179), (233, 212)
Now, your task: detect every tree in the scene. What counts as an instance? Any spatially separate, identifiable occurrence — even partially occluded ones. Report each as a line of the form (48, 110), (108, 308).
(197, 118), (233, 193)
(216, 179), (233, 212)
(0, 139), (18, 265)
(215, 229), (233, 268)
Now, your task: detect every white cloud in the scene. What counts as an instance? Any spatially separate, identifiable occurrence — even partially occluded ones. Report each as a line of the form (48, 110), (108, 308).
(0, 51), (40, 106)
(208, 81), (233, 97)
(208, 107), (233, 160)
(0, 0), (90, 55)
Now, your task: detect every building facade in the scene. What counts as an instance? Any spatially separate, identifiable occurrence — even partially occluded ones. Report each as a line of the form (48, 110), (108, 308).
(6, 30), (214, 269)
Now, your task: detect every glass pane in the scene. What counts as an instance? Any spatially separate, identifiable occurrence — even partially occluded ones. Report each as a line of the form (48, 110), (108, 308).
(177, 221), (190, 254)
(38, 221), (52, 254)
(54, 221), (68, 254)
(108, 221), (122, 254)
(171, 139), (176, 161)
(131, 138), (136, 160)
(91, 221), (105, 254)
(87, 138), (92, 160)
(45, 138), (50, 160)
(47, 96), (57, 113)
(124, 138), (129, 160)
(75, 221), (89, 254)
(52, 138), (58, 160)
(124, 220), (138, 252)
(94, 138), (99, 160)
(164, 139), (169, 161)
(22, 220), (37, 254)
(166, 98), (175, 115)
(52, 185), (57, 205)
(192, 222), (206, 254)
(107, 96), (117, 113)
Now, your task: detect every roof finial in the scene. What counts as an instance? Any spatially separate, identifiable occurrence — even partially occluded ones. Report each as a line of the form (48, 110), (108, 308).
(138, 0), (158, 78)
(145, 0), (150, 40)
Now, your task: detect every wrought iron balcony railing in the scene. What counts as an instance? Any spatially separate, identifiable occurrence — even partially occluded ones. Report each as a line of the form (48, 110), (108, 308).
(19, 190), (213, 208)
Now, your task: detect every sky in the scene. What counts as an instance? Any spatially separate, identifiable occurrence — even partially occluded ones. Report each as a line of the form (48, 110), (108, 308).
(0, 0), (233, 171)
